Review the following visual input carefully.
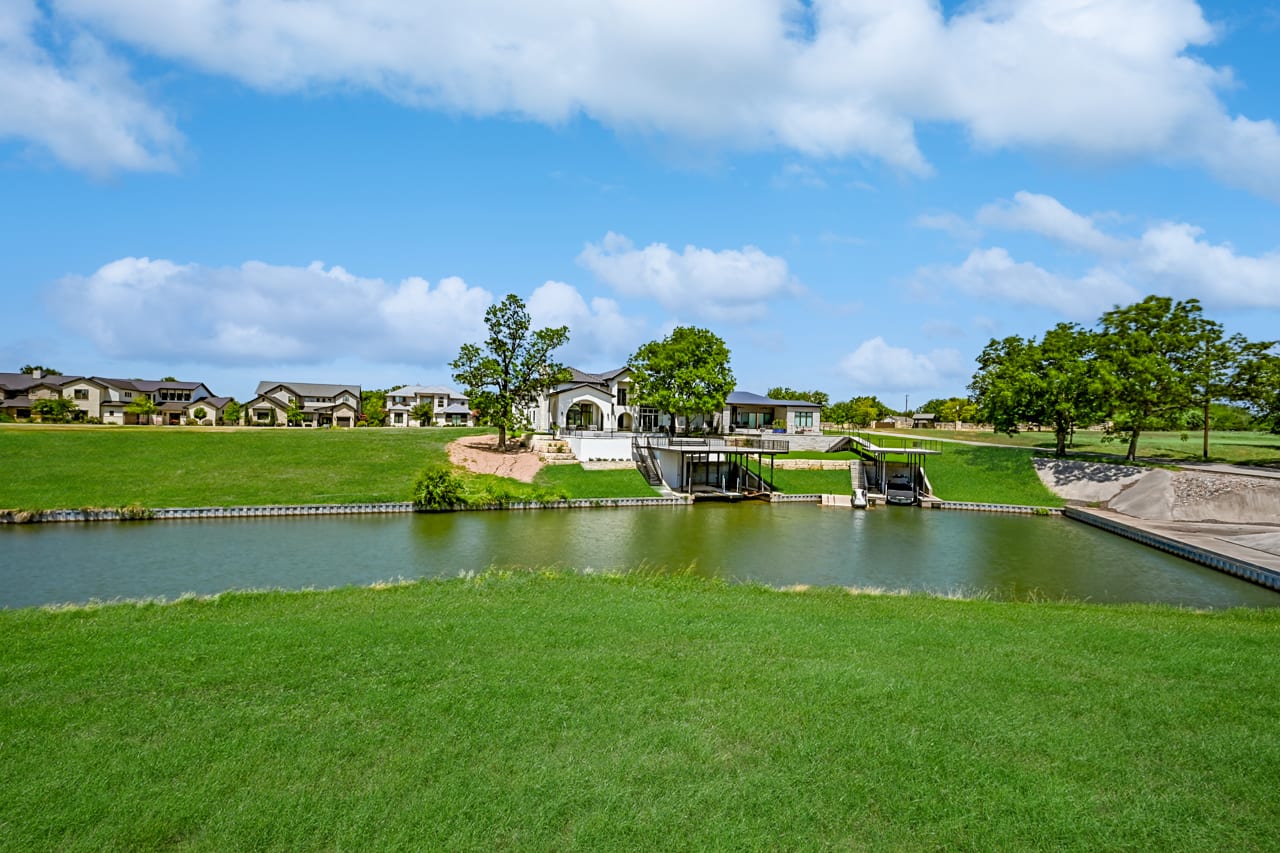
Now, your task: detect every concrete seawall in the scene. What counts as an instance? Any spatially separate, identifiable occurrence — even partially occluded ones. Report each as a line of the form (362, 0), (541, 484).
(1064, 507), (1280, 592)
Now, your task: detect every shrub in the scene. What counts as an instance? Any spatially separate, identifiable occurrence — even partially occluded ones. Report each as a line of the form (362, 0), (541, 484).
(117, 504), (155, 521)
(413, 466), (466, 510)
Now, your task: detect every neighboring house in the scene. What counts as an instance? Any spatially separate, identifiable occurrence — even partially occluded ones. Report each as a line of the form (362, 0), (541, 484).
(911, 413), (937, 429)
(93, 378), (219, 425)
(527, 367), (674, 433)
(724, 391), (822, 435)
(385, 385), (475, 427)
(0, 371), (225, 424)
(244, 381), (361, 427)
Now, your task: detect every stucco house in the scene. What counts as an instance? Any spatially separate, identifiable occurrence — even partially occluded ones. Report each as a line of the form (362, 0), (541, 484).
(527, 367), (677, 433)
(244, 381), (361, 427)
(724, 391), (822, 435)
(385, 385), (474, 427)
(1, 371), (227, 424)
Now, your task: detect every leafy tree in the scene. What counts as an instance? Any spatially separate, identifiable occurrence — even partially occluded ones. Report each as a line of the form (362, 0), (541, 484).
(20, 364), (62, 376)
(192, 406), (208, 423)
(1181, 316), (1270, 458)
(766, 387), (829, 411)
(126, 395), (159, 424)
(827, 395), (890, 427)
(1097, 296), (1206, 461)
(451, 294), (571, 450)
(31, 396), (78, 423)
(1237, 347), (1280, 434)
(412, 466), (467, 510)
(161, 376), (178, 382)
(628, 327), (734, 434)
(918, 397), (979, 424)
(971, 323), (1109, 457)
(286, 398), (306, 426)
(361, 389), (389, 426)
(410, 401), (435, 426)
(222, 399), (241, 426)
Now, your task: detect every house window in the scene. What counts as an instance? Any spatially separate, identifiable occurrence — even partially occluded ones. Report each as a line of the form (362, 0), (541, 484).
(394, 412), (404, 423)
(255, 410), (270, 421)
(73, 389), (89, 400)
(617, 388), (628, 406)
(123, 392), (132, 400)
(437, 397), (445, 408)
(794, 411), (814, 428)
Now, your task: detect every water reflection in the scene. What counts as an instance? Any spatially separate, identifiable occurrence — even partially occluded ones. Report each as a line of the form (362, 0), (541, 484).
(3, 504), (1277, 610)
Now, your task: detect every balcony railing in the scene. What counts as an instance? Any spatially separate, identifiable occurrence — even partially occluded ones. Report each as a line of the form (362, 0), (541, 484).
(632, 434), (789, 453)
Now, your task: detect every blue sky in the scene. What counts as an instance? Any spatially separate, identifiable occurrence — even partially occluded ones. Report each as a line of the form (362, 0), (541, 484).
(3, 0), (1279, 408)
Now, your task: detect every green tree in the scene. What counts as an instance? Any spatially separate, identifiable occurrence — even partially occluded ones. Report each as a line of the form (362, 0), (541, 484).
(410, 401), (435, 426)
(766, 387), (829, 411)
(20, 364), (62, 376)
(451, 294), (570, 450)
(222, 399), (241, 426)
(1097, 296), (1206, 461)
(286, 398), (306, 426)
(971, 324), (1109, 457)
(361, 389), (389, 426)
(191, 406), (208, 423)
(1236, 347), (1280, 434)
(30, 396), (78, 423)
(126, 395), (159, 424)
(628, 327), (734, 435)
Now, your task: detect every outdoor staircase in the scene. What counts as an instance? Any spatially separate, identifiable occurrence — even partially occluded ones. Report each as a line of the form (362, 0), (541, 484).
(634, 446), (663, 487)
(849, 460), (864, 496)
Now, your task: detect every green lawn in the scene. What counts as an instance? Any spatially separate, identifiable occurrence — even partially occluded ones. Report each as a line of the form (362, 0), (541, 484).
(3, 573), (1277, 849)
(0, 425), (658, 509)
(533, 463), (659, 498)
(869, 428), (1280, 466)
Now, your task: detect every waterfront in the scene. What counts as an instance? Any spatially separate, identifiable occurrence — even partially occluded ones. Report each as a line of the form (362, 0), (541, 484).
(4, 504), (1278, 609)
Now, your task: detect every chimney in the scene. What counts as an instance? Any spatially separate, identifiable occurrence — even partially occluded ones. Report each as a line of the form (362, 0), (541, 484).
(32, 368), (43, 379)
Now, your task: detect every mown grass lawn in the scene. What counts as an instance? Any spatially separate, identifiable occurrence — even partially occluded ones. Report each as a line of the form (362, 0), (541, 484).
(869, 428), (1280, 466)
(532, 463), (658, 498)
(3, 573), (1277, 850)
(0, 426), (657, 509)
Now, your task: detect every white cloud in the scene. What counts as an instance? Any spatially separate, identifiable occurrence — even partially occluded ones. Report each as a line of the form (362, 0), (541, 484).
(922, 190), (1280, 316)
(0, 0), (179, 173)
(527, 279), (645, 367)
(19, 0), (1280, 194)
(577, 232), (797, 322)
(838, 337), (965, 394)
(914, 211), (981, 242)
(975, 191), (1122, 255)
(55, 257), (493, 365)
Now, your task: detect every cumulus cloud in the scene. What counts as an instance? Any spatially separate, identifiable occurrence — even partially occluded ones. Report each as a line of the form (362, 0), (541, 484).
(54, 257), (492, 364)
(527, 279), (645, 367)
(14, 0), (1278, 195)
(0, 0), (179, 173)
(577, 232), (797, 322)
(838, 337), (965, 394)
(920, 191), (1280, 316)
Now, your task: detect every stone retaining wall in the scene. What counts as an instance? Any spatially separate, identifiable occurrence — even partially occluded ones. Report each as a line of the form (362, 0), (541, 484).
(929, 501), (1061, 515)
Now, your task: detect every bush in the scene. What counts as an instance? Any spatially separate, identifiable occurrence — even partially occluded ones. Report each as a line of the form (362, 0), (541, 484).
(413, 466), (467, 510)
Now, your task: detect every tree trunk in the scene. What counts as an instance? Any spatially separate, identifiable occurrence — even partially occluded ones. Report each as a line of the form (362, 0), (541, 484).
(1126, 430), (1139, 462)
(1055, 425), (1068, 457)
(1202, 399), (1210, 460)
(497, 424), (507, 450)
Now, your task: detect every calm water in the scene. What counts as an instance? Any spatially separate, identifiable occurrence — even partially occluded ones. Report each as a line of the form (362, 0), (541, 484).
(3, 504), (1278, 609)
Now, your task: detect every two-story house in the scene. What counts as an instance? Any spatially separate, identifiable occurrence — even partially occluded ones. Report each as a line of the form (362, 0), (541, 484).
(385, 385), (474, 427)
(244, 381), (361, 427)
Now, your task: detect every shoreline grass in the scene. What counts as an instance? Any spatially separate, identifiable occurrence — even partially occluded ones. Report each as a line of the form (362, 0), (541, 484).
(4, 571), (1277, 849)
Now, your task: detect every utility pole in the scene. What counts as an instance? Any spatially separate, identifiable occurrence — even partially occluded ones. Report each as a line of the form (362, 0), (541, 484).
(904, 394), (909, 415)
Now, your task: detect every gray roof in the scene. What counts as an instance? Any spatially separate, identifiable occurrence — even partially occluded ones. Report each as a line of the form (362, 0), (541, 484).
(727, 391), (821, 409)
(94, 377), (208, 393)
(256, 381), (361, 397)
(389, 384), (461, 397)
(0, 373), (83, 391)
(442, 403), (472, 414)
(553, 366), (629, 393)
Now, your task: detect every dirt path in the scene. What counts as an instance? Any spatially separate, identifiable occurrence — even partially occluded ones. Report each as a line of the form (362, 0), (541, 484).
(447, 435), (545, 483)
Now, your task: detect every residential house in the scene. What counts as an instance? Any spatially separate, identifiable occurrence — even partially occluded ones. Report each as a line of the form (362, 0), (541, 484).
(244, 381), (361, 427)
(724, 391), (822, 435)
(527, 367), (673, 433)
(0, 371), (227, 424)
(385, 385), (475, 427)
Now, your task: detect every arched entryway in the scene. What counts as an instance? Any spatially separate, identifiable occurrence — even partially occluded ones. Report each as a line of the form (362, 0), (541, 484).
(565, 400), (604, 430)
(617, 412), (633, 431)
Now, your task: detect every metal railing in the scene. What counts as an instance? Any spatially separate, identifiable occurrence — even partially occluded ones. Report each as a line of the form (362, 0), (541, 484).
(632, 434), (789, 453)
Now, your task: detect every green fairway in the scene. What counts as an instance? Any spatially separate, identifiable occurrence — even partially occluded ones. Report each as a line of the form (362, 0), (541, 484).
(868, 428), (1280, 466)
(3, 573), (1277, 850)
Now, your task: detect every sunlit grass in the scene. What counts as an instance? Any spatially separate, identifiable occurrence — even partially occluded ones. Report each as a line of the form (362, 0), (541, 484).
(3, 572), (1277, 849)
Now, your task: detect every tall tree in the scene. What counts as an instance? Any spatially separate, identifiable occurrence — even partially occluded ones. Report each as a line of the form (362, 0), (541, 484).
(1182, 315), (1263, 459)
(222, 399), (241, 426)
(971, 324), (1108, 457)
(361, 389), (389, 426)
(628, 327), (734, 434)
(20, 364), (62, 376)
(1097, 296), (1204, 461)
(451, 294), (570, 450)
(410, 401), (435, 426)
(1236, 346), (1280, 434)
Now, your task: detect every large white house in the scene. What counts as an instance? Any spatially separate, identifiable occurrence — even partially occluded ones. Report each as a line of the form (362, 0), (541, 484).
(526, 367), (822, 436)
(385, 385), (474, 427)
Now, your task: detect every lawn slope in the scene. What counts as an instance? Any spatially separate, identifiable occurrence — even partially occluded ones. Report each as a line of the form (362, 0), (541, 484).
(3, 574), (1277, 850)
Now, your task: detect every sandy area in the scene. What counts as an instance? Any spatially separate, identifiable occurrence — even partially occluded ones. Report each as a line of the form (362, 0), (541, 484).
(447, 435), (545, 482)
